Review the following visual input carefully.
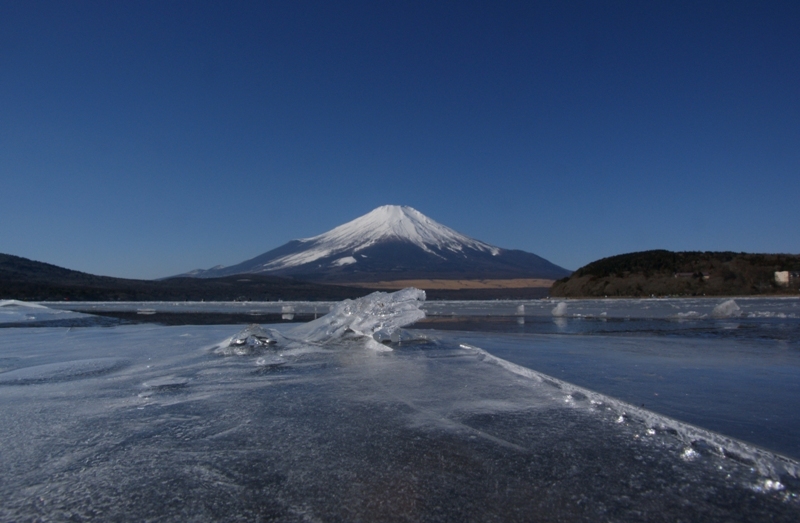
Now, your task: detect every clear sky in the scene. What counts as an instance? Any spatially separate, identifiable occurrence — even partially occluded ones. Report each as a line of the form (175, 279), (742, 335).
(2, 1), (798, 279)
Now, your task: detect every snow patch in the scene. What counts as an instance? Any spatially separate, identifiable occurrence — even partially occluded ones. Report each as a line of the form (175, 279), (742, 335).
(332, 256), (357, 267)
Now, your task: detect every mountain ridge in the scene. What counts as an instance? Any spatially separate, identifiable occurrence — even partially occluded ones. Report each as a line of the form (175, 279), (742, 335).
(182, 205), (570, 282)
(0, 252), (554, 302)
(0, 253), (371, 302)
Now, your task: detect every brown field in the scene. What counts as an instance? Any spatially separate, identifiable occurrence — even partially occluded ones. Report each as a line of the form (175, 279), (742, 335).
(341, 278), (555, 290)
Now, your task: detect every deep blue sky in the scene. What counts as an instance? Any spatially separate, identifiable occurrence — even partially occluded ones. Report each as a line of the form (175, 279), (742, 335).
(2, 1), (798, 279)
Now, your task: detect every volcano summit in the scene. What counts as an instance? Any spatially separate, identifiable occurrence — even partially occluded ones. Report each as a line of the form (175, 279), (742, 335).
(181, 205), (570, 283)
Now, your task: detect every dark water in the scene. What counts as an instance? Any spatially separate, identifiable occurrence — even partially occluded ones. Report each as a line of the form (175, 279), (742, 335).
(415, 314), (800, 461)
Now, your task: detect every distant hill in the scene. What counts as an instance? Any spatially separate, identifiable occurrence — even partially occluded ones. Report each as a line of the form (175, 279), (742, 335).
(0, 253), (372, 301)
(550, 250), (800, 297)
(0, 253), (551, 301)
(178, 205), (571, 282)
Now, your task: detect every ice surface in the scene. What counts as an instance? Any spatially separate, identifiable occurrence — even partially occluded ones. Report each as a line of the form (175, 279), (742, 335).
(0, 358), (129, 385)
(0, 299), (49, 310)
(42, 296), (799, 321)
(1, 323), (799, 521)
(421, 296), (800, 320)
(0, 299), (93, 324)
(444, 326), (800, 459)
(6, 295), (800, 521)
(458, 340), (800, 480)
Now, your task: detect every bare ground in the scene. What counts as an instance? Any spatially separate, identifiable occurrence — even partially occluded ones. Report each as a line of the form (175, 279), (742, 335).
(339, 278), (554, 290)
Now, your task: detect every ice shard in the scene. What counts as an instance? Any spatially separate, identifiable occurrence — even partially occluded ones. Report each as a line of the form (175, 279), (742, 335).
(551, 301), (568, 317)
(215, 288), (426, 353)
(287, 287), (426, 344)
(712, 298), (742, 318)
(214, 324), (278, 355)
(0, 299), (93, 325)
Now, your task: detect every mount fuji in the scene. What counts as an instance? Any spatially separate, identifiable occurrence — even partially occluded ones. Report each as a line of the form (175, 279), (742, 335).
(180, 206), (571, 282)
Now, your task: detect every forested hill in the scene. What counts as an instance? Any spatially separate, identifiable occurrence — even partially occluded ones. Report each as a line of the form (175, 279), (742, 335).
(0, 253), (548, 301)
(550, 250), (800, 297)
(0, 253), (370, 301)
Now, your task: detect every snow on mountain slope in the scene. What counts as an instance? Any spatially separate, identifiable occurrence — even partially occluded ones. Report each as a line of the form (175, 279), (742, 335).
(262, 205), (500, 271)
(178, 205), (571, 281)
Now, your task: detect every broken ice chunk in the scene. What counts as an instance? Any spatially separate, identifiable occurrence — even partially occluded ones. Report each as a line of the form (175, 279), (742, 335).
(215, 324), (279, 355)
(213, 288), (426, 355)
(552, 301), (568, 317)
(287, 288), (426, 345)
(230, 324), (277, 347)
(711, 299), (741, 318)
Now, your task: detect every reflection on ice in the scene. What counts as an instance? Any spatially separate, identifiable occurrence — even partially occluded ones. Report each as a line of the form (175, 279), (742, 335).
(281, 305), (295, 320)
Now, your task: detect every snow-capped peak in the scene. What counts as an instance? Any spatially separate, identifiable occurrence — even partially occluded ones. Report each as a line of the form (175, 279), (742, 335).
(261, 205), (500, 271)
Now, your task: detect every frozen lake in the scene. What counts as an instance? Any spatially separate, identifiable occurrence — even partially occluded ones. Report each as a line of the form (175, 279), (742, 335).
(1, 295), (799, 521)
